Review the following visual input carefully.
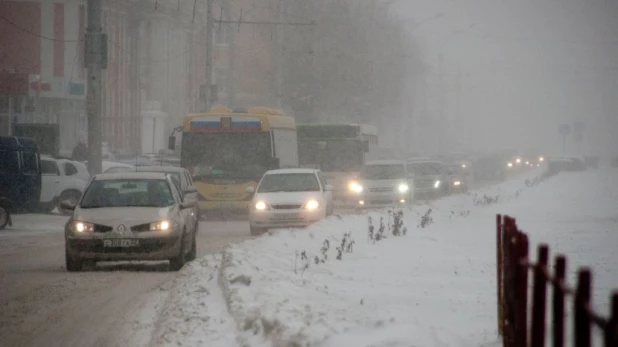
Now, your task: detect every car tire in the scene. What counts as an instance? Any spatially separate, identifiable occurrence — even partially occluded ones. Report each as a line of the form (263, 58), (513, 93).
(169, 233), (186, 271)
(59, 190), (81, 216)
(250, 226), (267, 236)
(0, 205), (9, 230)
(186, 233), (197, 262)
(65, 248), (83, 272)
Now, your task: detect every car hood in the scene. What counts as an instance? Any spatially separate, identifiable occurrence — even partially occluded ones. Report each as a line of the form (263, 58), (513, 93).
(73, 206), (174, 226)
(254, 192), (322, 205)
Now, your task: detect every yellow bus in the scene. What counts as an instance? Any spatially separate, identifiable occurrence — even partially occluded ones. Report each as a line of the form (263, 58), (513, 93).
(179, 107), (298, 217)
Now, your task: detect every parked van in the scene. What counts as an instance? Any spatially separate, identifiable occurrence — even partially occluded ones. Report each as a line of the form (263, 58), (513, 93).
(0, 136), (42, 229)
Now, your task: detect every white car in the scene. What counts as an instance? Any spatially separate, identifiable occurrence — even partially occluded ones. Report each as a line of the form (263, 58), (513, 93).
(40, 155), (90, 214)
(247, 169), (334, 236)
(62, 172), (198, 272)
(353, 160), (414, 208)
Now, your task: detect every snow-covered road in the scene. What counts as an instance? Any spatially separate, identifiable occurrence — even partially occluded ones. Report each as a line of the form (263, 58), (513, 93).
(0, 217), (253, 347)
(3, 168), (616, 347)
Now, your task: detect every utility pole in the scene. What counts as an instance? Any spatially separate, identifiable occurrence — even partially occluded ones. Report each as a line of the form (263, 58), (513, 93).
(205, 0), (213, 112)
(85, 0), (105, 175)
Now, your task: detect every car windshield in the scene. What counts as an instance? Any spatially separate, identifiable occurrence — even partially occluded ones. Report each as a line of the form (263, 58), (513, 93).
(361, 164), (405, 180)
(80, 179), (175, 208)
(257, 173), (320, 193)
(407, 162), (444, 176)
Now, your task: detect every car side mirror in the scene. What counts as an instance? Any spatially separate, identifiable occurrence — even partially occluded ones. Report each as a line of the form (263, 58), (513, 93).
(180, 201), (196, 209)
(324, 184), (334, 191)
(184, 186), (198, 195)
(60, 200), (76, 211)
(245, 186), (255, 194)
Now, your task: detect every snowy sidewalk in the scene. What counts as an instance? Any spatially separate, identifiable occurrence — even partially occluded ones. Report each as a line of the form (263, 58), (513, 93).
(153, 168), (618, 347)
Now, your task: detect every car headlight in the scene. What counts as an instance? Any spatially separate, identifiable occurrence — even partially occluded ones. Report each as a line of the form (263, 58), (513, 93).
(255, 201), (268, 211)
(461, 164), (467, 169)
(539, 156), (545, 162)
(453, 181), (461, 186)
(398, 183), (409, 193)
(150, 219), (176, 231)
(73, 221), (94, 233)
(434, 180), (441, 189)
(304, 199), (319, 210)
(348, 181), (363, 193)
(507, 162), (513, 168)
(516, 158), (521, 164)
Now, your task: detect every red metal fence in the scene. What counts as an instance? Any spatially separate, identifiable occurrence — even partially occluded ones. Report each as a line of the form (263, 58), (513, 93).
(496, 214), (618, 347)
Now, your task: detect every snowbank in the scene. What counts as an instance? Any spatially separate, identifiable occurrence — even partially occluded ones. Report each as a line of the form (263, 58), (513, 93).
(216, 169), (558, 347)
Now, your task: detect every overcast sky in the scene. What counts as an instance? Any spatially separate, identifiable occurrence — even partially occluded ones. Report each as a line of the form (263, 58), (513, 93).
(392, 0), (618, 156)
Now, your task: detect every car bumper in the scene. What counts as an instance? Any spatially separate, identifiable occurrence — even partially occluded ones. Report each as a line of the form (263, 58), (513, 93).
(66, 233), (182, 261)
(250, 209), (324, 228)
(356, 192), (410, 208)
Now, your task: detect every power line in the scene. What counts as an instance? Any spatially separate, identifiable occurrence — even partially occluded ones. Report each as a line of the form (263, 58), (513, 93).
(0, 14), (82, 42)
(214, 18), (317, 26)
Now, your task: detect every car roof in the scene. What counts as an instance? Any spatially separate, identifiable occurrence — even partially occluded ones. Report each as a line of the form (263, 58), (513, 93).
(94, 172), (170, 180)
(365, 160), (405, 166)
(134, 165), (186, 173)
(265, 168), (319, 175)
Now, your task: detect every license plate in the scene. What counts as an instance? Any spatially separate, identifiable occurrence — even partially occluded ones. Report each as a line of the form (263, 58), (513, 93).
(103, 239), (140, 247)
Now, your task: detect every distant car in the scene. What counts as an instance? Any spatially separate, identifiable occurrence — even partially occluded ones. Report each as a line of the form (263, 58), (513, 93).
(62, 172), (198, 272)
(354, 160), (413, 208)
(247, 168), (334, 236)
(406, 159), (448, 199)
(444, 163), (469, 194)
(40, 155), (90, 215)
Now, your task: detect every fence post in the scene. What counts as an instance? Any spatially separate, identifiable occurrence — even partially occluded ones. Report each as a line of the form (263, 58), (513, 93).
(575, 269), (592, 347)
(531, 244), (549, 347)
(503, 216), (516, 347)
(606, 292), (618, 347)
(513, 231), (530, 347)
(553, 256), (567, 347)
(497, 214), (504, 335)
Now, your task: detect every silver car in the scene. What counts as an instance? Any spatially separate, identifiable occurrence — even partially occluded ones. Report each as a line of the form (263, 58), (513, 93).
(62, 172), (198, 272)
(355, 160), (414, 208)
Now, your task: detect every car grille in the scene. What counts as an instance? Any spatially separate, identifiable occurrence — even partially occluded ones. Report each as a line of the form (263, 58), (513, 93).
(93, 224), (113, 233)
(271, 204), (302, 210)
(131, 223), (150, 232)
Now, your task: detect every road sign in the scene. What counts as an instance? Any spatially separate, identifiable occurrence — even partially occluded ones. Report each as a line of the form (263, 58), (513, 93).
(573, 122), (584, 142)
(559, 124), (570, 135)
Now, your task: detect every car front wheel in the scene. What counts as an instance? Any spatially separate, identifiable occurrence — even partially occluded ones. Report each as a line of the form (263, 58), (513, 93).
(250, 226), (267, 236)
(186, 232), (197, 262)
(65, 248), (83, 272)
(0, 205), (9, 230)
(169, 233), (186, 271)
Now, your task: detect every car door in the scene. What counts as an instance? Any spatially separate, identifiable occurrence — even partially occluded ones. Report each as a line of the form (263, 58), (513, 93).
(40, 159), (60, 203)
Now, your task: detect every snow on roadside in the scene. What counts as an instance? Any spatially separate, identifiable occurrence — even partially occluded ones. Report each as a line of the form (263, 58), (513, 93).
(150, 254), (258, 347)
(216, 169), (552, 347)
